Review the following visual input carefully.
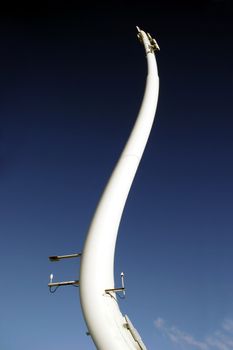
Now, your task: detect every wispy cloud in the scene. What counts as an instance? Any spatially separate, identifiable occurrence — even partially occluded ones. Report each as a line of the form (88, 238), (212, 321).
(154, 318), (233, 350)
(222, 320), (233, 334)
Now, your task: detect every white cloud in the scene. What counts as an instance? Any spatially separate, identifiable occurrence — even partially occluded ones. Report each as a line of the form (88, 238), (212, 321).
(154, 318), (233, 350)
(206, 336), (230, 350)
(223, 320), (233, 334)
(154, 317), (165, 329)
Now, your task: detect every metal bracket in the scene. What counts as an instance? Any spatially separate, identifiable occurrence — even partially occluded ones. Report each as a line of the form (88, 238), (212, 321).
(48, 274), (79, 293)
(105, 272), (126, 297)
(48, 252), (81, 293)
(124, 315), (147, 350)
(146, 32), (160, 52)
(49, 252), (82, 261)
(105, 287), (125, 294)
(136, 26), (160, 54)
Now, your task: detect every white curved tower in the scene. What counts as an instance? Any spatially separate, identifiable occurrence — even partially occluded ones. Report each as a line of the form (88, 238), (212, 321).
(79, 27), (160, 350)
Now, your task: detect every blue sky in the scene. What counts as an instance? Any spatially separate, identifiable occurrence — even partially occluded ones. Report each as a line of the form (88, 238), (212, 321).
(0, 2), (232, 349)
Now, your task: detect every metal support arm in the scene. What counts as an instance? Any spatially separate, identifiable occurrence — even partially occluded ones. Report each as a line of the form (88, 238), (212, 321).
(49, 253), (82, 261)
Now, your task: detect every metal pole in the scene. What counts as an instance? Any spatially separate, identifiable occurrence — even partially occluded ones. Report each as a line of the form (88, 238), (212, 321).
(79, 27), (159, 350)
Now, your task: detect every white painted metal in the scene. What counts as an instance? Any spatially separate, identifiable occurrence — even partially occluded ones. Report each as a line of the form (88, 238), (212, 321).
(79, 27), (159, 350)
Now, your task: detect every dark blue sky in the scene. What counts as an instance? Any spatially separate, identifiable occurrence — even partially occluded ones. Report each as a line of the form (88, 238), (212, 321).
(0, 2), (232, 349)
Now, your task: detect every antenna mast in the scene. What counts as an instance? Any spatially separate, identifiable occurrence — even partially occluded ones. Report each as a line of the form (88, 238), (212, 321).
(79, 27), (160, 349)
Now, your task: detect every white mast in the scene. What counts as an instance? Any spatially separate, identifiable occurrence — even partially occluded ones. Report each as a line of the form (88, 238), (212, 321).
(79, 27), (160, 350)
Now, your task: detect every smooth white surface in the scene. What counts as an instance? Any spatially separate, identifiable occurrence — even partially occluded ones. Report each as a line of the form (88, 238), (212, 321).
(79, 29), (159, 350)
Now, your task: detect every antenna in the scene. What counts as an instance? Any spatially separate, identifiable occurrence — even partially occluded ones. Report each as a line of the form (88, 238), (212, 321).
(49, 273), (54, 284)
(121, 272), (126, 297)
